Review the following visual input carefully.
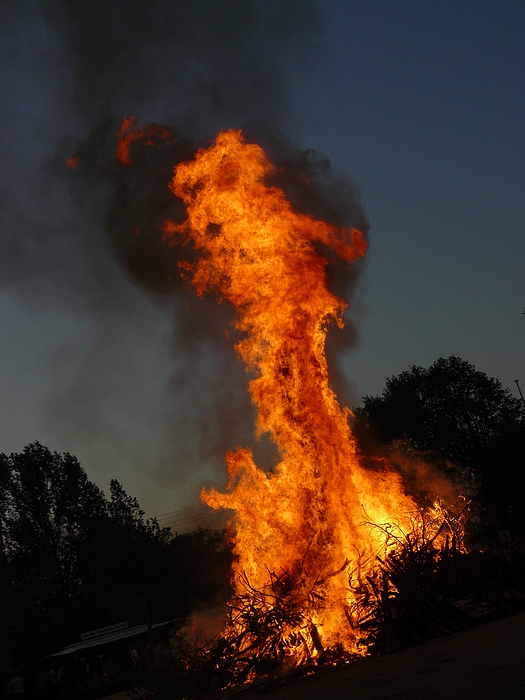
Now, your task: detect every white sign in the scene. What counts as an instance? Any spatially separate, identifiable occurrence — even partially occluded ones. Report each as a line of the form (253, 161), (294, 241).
(81, 621), (128, 641)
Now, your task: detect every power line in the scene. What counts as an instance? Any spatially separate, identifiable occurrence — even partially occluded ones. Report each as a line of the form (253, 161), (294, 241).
(156, 504), (210, 519)
(156, 507), (210, 522)
(152, 502), (232, 533)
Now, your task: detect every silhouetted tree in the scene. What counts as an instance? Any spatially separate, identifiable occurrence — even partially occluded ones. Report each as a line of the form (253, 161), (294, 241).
(87, 479), (173, 627)
(354, 356), (525, 529)
(0, 442), (108, 663)
(4, 443), (106, 586)
(0, 443), (233, 668)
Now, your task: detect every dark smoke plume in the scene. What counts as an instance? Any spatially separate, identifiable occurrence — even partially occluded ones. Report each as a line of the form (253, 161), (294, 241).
(0, 0), (368, 505)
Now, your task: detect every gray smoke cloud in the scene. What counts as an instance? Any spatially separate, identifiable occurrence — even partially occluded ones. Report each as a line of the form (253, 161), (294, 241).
(0, 0), (368, 506)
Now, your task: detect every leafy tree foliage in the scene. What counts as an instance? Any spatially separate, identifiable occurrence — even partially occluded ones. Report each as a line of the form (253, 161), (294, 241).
(0, 443), (109, 665)
(0, 443), (232, 671)
(354, 356), (525, 529)
(86, 479), (174, 628)
(4, 443), (106, 588)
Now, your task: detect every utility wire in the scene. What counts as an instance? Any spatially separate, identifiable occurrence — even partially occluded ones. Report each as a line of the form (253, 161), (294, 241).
(154, 503), (231, 532)
(156, 504), (211, 518)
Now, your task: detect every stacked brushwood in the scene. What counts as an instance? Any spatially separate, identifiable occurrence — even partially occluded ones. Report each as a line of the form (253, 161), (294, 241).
(147, 517), (525, 698)
(215, 568), (331, 675)
(370, 536), (475, 652)
(167, 566), (355, 694)
(360, 511), (525, 652)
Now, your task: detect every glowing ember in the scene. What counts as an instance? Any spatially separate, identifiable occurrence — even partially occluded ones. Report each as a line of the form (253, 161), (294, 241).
(116, 116), (174, 167)
(161, 129), (436, 660)
(66, 154), (80, 169)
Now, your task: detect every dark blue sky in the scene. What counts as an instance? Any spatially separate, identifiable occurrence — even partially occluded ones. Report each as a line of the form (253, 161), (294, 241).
(0, 1), (523, 520)
(293, 0), (524, 400)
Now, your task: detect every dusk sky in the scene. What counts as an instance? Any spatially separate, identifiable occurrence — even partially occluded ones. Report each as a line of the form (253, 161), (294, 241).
(1, 1), (523, 525)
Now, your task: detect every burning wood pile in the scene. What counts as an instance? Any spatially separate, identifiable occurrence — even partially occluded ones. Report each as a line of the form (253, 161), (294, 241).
(213, 502), (471, 675)
(117, 126), (525, 696)
(160, 516), (524, 698)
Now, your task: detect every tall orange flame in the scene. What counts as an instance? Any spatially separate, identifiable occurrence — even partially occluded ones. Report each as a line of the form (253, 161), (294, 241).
(164, 130), (422, 656)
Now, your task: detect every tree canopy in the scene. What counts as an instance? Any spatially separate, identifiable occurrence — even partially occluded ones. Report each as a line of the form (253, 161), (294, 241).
(0, 442), (232, 673)
(354, 356), (525, 529)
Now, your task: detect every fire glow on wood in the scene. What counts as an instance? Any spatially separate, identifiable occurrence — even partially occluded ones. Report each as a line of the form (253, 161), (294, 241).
(118, 125), (461, 670)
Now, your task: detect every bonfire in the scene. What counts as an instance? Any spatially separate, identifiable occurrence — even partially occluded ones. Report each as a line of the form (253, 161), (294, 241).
(115, 126), (490, 689)
(162, 131), (465, 658)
